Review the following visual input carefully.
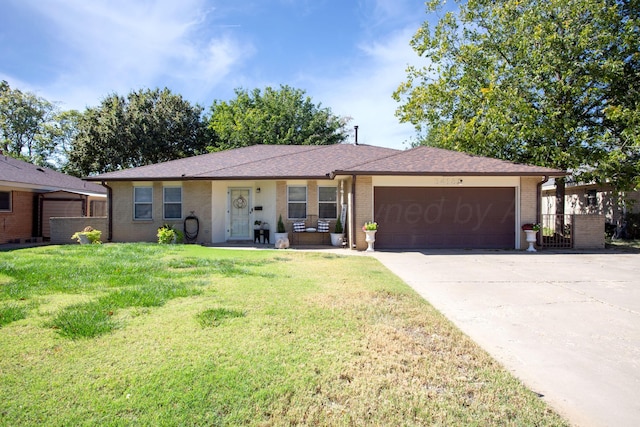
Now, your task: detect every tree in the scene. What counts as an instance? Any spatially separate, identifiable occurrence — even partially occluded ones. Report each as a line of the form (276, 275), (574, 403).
(393, 0), (640, 216)
(51, 110), (82, 173)
(0, 80), (59, 166)
(67, 88), (208, 176)
(207, 85), (350, 150)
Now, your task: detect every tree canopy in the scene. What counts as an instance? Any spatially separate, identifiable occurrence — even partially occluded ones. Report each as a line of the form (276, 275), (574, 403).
(67, 88), (208, 176)
(207, 85), (350, 150)
(0, 80), (59, 166)
(394, 0), (640, 202)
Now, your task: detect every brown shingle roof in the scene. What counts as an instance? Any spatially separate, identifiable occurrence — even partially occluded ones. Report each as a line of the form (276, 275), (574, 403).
(0, 155), (106, 195)
(85, 144), (400, 181)
(84, 144), (565, 181)
(336, 146), (565, 176)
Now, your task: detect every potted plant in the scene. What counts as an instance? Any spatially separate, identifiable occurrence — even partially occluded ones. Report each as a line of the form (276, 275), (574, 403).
(330, 217), (344, 247)
(157, 224), (184, 244)
(254, 220), (262, 230)
(362, 221), (378, 252)
(71, 226), (102, 244)
(274, 214), (289, 249)
(521, 223), (540, 252)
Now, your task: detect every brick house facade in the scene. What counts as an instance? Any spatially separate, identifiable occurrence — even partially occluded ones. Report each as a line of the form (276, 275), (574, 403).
(85, 144), (565, 251)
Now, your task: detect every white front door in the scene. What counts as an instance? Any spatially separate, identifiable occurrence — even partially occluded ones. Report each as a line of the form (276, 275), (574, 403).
(229, 188), (251, 239)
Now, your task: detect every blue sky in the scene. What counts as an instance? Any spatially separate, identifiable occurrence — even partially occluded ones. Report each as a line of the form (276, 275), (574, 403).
(0, 0), (442, 150)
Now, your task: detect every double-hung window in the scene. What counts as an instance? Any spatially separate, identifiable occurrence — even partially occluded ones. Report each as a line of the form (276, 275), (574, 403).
(287, 186), (307, 219)
(163, 187), (182, 220)
(318, 187), (337, 219)
(133, 187), (153, 220)
(0, 191), (11, 212)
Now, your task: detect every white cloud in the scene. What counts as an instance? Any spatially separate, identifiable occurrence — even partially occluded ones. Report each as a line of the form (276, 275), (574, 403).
(307, 26), (426, 150)
(19, 0), (253, 109)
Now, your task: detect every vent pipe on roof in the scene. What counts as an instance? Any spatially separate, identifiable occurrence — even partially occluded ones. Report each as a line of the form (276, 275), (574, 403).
(354, 125), (359, 145)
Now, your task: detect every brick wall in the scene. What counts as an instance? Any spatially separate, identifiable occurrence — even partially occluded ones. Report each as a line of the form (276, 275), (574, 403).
(50, 217), (108, 244)
(0, 191), (34, 244)
(574, 215), (605, 249)
(520, 177), (540, 250)
(110, 181), (213, 244)
(354, 176), (373, 250)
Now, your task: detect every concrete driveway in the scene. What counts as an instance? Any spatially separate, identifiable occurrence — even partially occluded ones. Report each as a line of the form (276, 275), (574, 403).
(371, 250), (640, 427)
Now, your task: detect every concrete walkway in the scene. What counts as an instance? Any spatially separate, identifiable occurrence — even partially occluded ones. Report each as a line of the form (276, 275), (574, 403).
(371, 250), (640, 427)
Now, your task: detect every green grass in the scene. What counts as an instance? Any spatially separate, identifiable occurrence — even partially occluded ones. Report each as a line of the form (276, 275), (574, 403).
(0, 302), (28, 327)
(0, 244), (568, 426)
(606, 238), (640, 251)
(197, 307), (246, 327)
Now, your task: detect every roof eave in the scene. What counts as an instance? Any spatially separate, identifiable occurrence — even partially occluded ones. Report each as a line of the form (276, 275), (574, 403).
(331, 170), (568, 177)
(86, 174), (336, 182)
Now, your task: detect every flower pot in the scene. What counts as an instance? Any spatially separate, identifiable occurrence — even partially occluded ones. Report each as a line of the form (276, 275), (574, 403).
(364, 230), (377, 252)
(274, 232), (289, 249)
(524, 229), (537, 252)
(78, 234), (91, 245)
(330, 233), (344, 247)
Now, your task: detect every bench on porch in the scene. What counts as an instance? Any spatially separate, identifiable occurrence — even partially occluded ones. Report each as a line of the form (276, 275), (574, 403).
(288, 215), (331, 246)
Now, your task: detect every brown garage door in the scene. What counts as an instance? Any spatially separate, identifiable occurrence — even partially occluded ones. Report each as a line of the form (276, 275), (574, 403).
(373, 187), (515, 249)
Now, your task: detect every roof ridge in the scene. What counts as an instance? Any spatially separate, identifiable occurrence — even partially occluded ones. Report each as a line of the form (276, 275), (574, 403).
(191, 144), (331, 177)
(331, 146), (406, 173)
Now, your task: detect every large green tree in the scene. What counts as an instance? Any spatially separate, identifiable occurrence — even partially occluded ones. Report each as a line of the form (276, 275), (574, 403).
(0, 80), (59, 166)
(394, 0), (640, 213)
(207, 85), (350, 150)
(68, 88), (208, 176)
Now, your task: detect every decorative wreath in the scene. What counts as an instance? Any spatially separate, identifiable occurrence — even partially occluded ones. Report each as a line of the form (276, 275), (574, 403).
(233, 195), (247, 209)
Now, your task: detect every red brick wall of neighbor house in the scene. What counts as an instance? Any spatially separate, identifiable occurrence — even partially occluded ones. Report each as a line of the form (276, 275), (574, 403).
(0, 191), (34, 244)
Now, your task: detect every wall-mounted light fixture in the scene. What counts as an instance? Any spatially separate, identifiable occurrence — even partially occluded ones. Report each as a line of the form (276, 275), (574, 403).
(256, 187), (261, 193)
(458, 179), (464, 185)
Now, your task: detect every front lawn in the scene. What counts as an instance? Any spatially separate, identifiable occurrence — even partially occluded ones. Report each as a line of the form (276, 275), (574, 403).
(0, 244), (567, 426)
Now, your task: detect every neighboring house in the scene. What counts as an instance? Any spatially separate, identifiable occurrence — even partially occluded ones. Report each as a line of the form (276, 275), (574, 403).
(84, 144), (564, 250)
(542, 178), (640, 226)
(0, 155), (107, 244)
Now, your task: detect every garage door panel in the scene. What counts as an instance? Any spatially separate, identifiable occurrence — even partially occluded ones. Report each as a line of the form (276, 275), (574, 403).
(374, 187), (515, 249)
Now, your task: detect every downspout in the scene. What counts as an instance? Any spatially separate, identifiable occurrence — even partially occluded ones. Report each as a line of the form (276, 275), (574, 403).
(350, 175), (356, 249)
(536, 176), (550, 247)
(101, 182), (113, 242)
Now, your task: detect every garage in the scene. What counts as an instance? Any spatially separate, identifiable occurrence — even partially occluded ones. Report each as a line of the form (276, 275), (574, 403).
(373, 187), (516, 249)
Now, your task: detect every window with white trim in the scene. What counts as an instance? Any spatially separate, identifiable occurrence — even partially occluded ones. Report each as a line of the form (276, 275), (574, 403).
(133, 187), (153, 220)
(318, 186), (337, 219)
(163, 187), (182, 220)
(0, 191), (11, 212)
(287, 186), (307, 219)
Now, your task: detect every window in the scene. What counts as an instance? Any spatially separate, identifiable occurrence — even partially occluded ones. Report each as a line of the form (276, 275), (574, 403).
(134, 187), (153, 220)
(164, 187), (182, 220)
(0, 191), (11, 212)
(287, 186), (307, 219)
(318, 186), (337, 219)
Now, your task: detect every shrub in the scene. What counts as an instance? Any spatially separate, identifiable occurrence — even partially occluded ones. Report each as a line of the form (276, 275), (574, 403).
(71, 226), (102, 244)
(334, 217), (343, 233)
(277, 215), (286, 233)
(157, 224), (184, 244)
